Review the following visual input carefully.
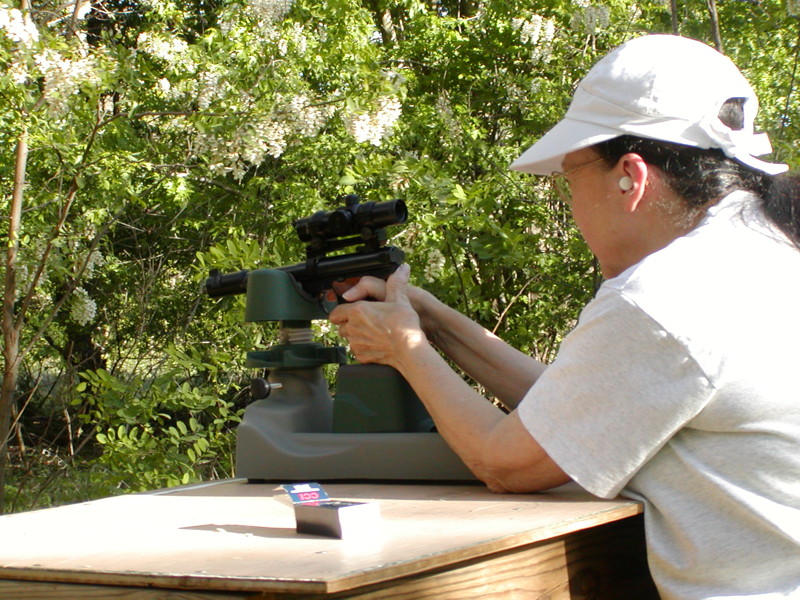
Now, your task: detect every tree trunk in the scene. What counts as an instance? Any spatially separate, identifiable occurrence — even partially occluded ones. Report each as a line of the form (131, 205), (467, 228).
(707, 0), (723, 52)
(1, 129), (28, 515)
(670, 0), (679, 34)
(379, 8), (397, 45)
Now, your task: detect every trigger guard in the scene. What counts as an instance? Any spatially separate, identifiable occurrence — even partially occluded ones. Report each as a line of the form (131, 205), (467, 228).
(319, 292), (340, 314)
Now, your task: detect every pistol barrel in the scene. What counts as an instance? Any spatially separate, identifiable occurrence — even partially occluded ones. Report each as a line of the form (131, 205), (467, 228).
(205, 269), (249, 298)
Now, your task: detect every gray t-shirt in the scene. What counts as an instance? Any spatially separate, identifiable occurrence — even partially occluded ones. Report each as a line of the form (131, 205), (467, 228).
(518, 191), (800, 599)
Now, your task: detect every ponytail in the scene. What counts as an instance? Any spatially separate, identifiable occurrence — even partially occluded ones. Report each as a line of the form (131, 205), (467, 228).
(762, 174), (800, 248)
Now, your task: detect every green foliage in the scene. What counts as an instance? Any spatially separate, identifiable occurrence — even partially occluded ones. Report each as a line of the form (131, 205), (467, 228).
(2, 0), (799, 512)
(76, 347), (243, 494)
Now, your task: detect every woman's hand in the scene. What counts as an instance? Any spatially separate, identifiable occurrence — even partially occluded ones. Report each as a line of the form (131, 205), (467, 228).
(331, 274), (388, 303)
(328, 264), (426, 369)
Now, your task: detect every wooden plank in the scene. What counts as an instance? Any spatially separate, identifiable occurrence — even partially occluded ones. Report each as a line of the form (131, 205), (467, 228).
(0, 579), (261, 599)
(0, 516), (656, 600)
(0, 481), (645, 596)
(301, 515), (657, 600)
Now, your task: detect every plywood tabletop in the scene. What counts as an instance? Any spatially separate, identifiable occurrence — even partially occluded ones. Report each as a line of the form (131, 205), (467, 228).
(0, 479), (642, 595)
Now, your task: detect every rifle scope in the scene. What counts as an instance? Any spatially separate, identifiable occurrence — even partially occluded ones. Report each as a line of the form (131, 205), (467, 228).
(204, 196), (407, 299)
(293, 196), (407, 243)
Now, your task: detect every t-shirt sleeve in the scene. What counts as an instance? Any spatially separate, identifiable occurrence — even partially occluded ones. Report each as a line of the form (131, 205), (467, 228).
(517, 286), (716, 498)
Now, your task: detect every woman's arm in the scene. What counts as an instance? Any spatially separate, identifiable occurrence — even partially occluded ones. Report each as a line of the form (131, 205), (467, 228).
(337, 272), (547, 409)
(329, 265), (570, 492)
(408, 286), (547, 410)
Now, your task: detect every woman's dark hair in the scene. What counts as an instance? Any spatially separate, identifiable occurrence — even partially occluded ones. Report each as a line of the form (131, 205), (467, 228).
(592, 103), (800, 248)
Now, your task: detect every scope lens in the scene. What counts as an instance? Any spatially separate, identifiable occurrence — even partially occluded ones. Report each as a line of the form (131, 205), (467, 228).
(393, 200), (408, 224)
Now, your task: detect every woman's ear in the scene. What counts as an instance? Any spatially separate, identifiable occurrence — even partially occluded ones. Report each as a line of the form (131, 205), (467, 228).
(616, 153), (649, 213)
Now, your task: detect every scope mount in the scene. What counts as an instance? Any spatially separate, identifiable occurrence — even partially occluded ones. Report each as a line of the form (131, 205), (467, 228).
(304, 227), (388, 260)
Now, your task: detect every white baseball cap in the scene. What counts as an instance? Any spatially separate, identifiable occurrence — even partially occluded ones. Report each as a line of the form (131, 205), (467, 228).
(510, 34), (788, 176)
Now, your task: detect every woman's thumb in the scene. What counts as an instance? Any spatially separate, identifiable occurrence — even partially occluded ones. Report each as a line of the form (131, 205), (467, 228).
(385, 263), (411, 303)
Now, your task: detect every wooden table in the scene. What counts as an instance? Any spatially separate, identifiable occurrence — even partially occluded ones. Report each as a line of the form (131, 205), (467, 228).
(0, 479), (658, 599)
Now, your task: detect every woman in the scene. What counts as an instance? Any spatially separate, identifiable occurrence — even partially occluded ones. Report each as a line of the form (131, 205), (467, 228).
(329, 35), (800, 599)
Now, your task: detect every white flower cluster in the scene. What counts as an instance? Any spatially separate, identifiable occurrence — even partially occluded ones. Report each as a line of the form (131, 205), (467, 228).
(512, 16), (556, 63)
(314, 320), (332, 336)
(571, 5), (611, 34)
(70, 287), (97, 327)
(136, 32), (190, 67)
(152, 64), (226, 111)
(14, 262), (43, 300)
(194, 93), (333, 180)
(342, 97), (403, 146)
(246, 119), (290, 161)
(80, 249), (106, 280)
(14, 237), (49, 299)
(68, 245), (105, 327)
(13, 228), (105, 325)
(277, 22), (308, 56)
(9, 57), (28, 84)
(282, 93), (329, 137)
(195, 67), (227, 110)
(390, 172), (411, 192)
(0, 7), (39, 85)
(35, 49), (101, 116)
(158, 77), (172, 95)
(423, 248), (446, 281)
(0, 7), (39, 47)
(248, 0), (295, 23)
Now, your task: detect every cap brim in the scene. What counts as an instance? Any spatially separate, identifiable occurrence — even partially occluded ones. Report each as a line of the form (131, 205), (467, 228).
(511, 117), (790, 176)
(510, 118), (622, 175)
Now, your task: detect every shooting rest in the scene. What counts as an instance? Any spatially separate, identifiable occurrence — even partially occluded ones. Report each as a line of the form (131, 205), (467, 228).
(207, 197), (475, 482)
(235, 268), (475, 482)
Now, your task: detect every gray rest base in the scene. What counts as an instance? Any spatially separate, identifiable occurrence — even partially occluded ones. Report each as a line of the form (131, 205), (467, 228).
(235, 401), (477, 482)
